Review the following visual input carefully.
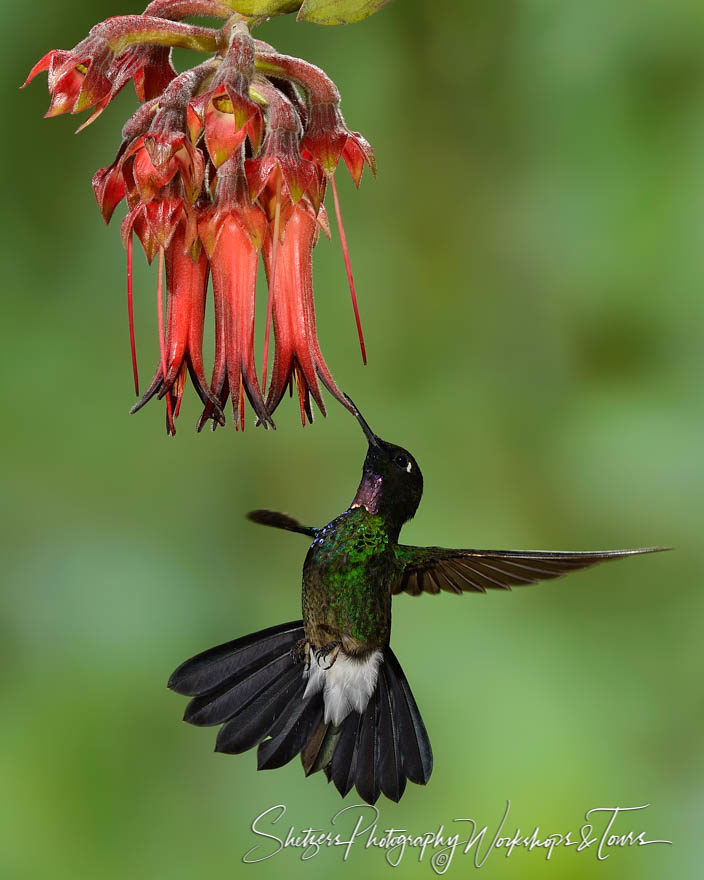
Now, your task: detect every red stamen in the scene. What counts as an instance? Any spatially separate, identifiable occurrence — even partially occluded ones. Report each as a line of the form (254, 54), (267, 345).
(239, 377), (245, 431)
(156, 247), (175, 434)
(330, 174), (367, 365)
(262, 172), (282, 392)
(173, 362), (187, 418)
(127, 231), (140, 395)
(295, 364), (306, 427)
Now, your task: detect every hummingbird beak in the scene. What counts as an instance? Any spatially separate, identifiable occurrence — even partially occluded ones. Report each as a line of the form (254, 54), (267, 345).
(344, 394), (381, 448)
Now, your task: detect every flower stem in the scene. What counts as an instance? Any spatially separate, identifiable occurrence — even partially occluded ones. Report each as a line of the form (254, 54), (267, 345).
(103, 16), (221, 56)
(253, 49), (339, 105)
(143, 0), (234, 20)
(221, 0), (300, 15)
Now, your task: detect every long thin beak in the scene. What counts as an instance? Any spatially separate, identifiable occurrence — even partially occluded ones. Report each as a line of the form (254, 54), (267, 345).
(343, 394), (380, 448)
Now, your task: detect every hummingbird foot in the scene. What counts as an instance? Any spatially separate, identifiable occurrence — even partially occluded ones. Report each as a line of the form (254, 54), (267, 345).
(314, 641), (342, 670)
(292, 638), (311, 670)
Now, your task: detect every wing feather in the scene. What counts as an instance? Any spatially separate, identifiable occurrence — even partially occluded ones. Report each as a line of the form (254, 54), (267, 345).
(392, 546), (667, 596)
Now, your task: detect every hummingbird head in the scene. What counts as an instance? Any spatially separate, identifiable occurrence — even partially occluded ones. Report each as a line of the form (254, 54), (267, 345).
(345, 395), (423, 537)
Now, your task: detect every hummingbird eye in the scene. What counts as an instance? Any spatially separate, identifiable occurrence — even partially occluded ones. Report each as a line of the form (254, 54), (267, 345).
(394, 453), (412, 473)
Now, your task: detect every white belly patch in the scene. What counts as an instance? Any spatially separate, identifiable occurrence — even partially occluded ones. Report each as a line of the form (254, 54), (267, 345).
(303, 648), (383, 726)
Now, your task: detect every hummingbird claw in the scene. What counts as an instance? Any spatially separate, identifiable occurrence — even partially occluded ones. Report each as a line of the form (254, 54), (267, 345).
(314, 640), (341, 669)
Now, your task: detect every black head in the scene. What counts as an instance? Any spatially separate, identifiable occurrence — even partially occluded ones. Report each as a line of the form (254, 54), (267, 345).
(345, 395), (423, 538)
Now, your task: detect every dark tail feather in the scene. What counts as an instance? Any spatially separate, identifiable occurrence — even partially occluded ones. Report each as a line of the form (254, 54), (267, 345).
(257, 696), (324, 770)
(168, 620), (316, 754)
(310, 645), (432, 804)
(168, 629), (432, 805)
(383, 648), (433, 787)
(354, 693), (380, 804)
(376, 664), (407, 802)
(301, 718), (342, 777)
(330, 712), (362, 797)
(216, 666), (304, 754)
(168, 621), (304, 696)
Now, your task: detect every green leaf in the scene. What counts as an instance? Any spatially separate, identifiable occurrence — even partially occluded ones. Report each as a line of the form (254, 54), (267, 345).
(225, 1), (301, 16)
(297, 0), (392, 25)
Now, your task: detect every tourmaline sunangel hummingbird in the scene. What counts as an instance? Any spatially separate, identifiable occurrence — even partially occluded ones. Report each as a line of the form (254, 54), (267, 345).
(168, 397), (664, 805)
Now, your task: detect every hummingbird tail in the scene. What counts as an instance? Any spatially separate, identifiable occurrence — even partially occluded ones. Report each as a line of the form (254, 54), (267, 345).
(168, 620), (310, 752)
(302, 646), (433, 804)
(168, 624), (432, 804)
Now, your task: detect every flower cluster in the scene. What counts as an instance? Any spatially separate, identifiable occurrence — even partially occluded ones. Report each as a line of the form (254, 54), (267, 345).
(25, 2), (375, 433)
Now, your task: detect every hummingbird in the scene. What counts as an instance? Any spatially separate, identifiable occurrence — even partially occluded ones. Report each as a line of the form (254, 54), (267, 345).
(168, 396), (665, 805)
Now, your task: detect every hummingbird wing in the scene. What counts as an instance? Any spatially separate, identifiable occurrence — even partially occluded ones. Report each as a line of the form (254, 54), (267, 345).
(247, 509), (318, 538)
(392, 545), (667, 596)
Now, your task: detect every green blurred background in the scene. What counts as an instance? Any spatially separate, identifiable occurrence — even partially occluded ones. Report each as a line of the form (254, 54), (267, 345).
(2, 0), (702, 877)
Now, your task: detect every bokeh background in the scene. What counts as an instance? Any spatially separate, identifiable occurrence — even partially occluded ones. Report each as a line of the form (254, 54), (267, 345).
(2, 1), (702, 877)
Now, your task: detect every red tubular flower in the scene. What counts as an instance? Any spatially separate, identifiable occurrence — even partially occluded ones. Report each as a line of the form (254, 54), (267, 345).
(246, 77), (320, 210)
(125, 64), (212, 208)
(24, 37), (111, 116)
(244, 77), (323, 397)
(121, 195), (185, 262)
(22, 16), (219, 127)
(187, 23), (262, 168)
(125, 124), (205, 206)
(304, 104), (376, 185)
(92, 64), (217, 433)
(263, 200), (347, 425)
(254, 47), (376, 183)
(130, 219), (223, 435)
(198, 157), (271, 431)
(97, 66), (211, 262)
(27, 6), (375, 434)
(109, 44), (177, 104)
(253, 48), (374, 363)
(92, 63), (212, 231)
(92, 99), (159, 223)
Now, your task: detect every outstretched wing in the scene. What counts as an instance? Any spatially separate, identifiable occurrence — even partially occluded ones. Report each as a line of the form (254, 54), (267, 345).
(247, 509), (317, 538)
(392, 545), (666, 596)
